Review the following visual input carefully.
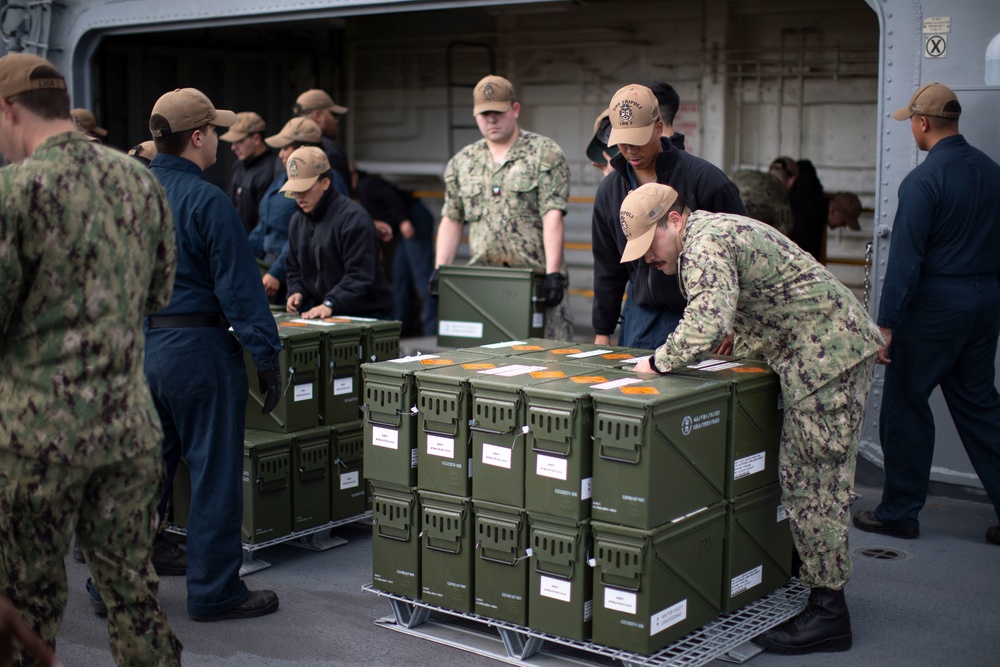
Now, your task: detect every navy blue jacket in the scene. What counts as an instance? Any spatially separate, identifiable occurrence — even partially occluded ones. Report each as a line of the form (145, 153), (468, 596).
(591, 137), (746, 336)
(150, 154), (280, 371)
(250, 171), (298, 284)
(285, 188), (393, 316)
(878, 135), (1000, 328)
(228, 149), (277, 234)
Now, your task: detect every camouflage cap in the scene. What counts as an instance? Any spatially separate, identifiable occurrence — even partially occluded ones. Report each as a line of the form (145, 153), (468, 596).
(619, 183), (679, 263)
(220, 111), (266, 142)
(280, 146), (331, 193)
(892, 82), (961, 120)
(473, 75), (515, 115)
(149, 88), (236, 137)
(265, 116), (323, 148)
(71, 108), (108, 137)
(294, 89), (348, 115)
(607, 84), (660, 147)
(0, 53), (65, 99)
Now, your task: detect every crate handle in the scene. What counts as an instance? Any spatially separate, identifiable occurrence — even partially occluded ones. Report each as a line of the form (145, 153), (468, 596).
(298, 467), (325, 482)
(534, 561), (575, 579)
(426, 541), (462, 555)
(598, 443), (641, 464)
(478, 550), (518, 566)
(256, 477), (286, 493)
(376, 523), (411, 542)
(598, 571), (640, 591)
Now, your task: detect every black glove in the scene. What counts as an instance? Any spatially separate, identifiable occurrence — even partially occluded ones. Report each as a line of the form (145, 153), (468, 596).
(541, 272), (564, 307)
(257, 368), (281, 415)
(428, 268), (440, 297)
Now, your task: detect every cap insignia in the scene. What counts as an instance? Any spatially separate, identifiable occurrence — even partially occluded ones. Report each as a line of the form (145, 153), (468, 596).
(288, 159), (300, 178)
(483, 83), (495, 100)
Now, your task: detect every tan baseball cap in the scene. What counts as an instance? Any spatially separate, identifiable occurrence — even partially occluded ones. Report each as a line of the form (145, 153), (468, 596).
(607, 84), (660, 147)
(71, 108), (108, 137)
(619, 183), (679, 263)
(149, 88), (236, 137)
(0, 53), (66, 99)
(892, 82), (961, 120)
(280, 146), (331, 193)
(294, 89), (348, 115)
(473, 75), (515, 115)
(127, 140), (157, 162)
(220, 111), (266, 142)
(265, 117), (323, 148)
(830, 192), (862, 231)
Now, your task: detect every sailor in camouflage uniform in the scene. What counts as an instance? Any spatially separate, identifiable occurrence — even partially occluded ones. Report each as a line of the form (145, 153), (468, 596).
(0, 54), (182, 665)
(729, 169), (794, 237)
(622, 184), (883, 656)
(432, 75), (573, 340)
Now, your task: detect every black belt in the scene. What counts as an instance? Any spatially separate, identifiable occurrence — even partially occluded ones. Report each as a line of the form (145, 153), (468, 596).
(147, 314), (229, 329)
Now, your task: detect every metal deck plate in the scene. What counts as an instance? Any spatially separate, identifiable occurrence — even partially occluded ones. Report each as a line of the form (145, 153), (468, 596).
(364, 581), (809, 666)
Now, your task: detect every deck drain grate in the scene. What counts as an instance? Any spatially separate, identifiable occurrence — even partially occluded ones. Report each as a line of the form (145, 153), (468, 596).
(856, 546), (907, 560)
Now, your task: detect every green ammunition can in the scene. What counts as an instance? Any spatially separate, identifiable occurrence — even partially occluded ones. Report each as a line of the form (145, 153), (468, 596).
(330, 420), (366, 521)
(291, 426), (331, 531)
(591, 503), (725, 655)
(242, 430), (293, 544)
(419, 491), (475, 613)
(370, 481), (421, 598)
(722, 483), (792, 613)
(245, 325), (321, 433)
(528, 514), (593, 641)
(590, 371), (730, 529)
(673, 356), (783, 498)
(473, 500), (529, 625)
(469, 361), (591, 507)
(437, 265), (545, 348)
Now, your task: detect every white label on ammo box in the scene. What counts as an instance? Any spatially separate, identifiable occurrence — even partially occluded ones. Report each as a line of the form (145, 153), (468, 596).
(387, 353), (440, 363)
(566, 349), (614, 359)
(439, 320), (484, 339)
(536, 454), (568, 481)
(733, 451), (766, 480)
(426, 435), (455, 459)
(650, 600), (687, 636)
(604, 587), (637, 615)
(482, 443), (512, 469)
(581, 477), (593, 500)
(731, 565), (763, 597)
(340, 471), (360, 490)
(294, 383), (314, 402)
(539, 576), (572, 602)
(591, 377), (645, 390)
(533, 312), (544, 328)
(371, 426), (399, 450)
(333, 377), (353, 396)
(482, 340), (527, 348)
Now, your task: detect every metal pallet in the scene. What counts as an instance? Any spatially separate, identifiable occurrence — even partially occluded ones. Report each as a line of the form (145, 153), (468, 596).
(363, 581), (809, 667)
(167, 511), (372, 574)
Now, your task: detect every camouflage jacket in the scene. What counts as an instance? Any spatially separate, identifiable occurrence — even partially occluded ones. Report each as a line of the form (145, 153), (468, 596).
(653, 211), (883, 405)
(729, 170), (793, 237)
(442, 130), (569, 271)
(0, 132), (176, 465)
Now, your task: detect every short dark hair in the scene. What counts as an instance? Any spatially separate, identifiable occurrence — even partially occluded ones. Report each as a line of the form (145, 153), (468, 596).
(286, 140), (321, 152)
(656, 194), (690, 228)
(7, 65), (70, 120)
(919, 101), (961, 130)
(151, 120), (204, 156)
(640, 80), (680, 125)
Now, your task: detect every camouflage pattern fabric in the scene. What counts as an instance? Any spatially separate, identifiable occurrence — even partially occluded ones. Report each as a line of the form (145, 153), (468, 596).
(653, 211), (883, 405)
(780, 355), (876, 589)
(442, 130), (573, 340)
(729, 170), (794, 237)
(0, 132), (180, 664)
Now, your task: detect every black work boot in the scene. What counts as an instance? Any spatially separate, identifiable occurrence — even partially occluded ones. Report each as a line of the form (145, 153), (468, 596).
(753, 587), (852, 654)
(152, 533), (186, 576)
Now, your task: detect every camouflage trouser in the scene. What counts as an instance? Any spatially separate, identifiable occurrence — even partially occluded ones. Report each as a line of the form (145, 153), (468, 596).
(544, 296), (574, 341)
(779, 354), (877, 590)
(0, 450), (182, 666)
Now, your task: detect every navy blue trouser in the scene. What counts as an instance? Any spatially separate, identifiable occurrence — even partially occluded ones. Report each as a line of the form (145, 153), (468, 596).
(877, 273), (1000, 528)
(392, 202), (438, 336)
(618, 282), (683, 349)
(145, 326), (250, 616)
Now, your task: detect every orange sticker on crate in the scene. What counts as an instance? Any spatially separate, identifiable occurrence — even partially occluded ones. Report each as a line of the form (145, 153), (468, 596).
(279, 321), (308, 327)
(511, 345), (543, 351)
(322, 317), (352, 323)
(530, 371), (566, 379)
(551, 348), (583, 354)
(601, 353), (633, 359)
(422, 359), (453, 365)
(621, 386), (659, 395)
(572, 376), (608, 384)
(462, 363), (496, 370)
(732, 367), (768, 373)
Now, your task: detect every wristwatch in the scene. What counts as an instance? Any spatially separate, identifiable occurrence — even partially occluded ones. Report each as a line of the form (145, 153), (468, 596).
(322, 299), (336, 311)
